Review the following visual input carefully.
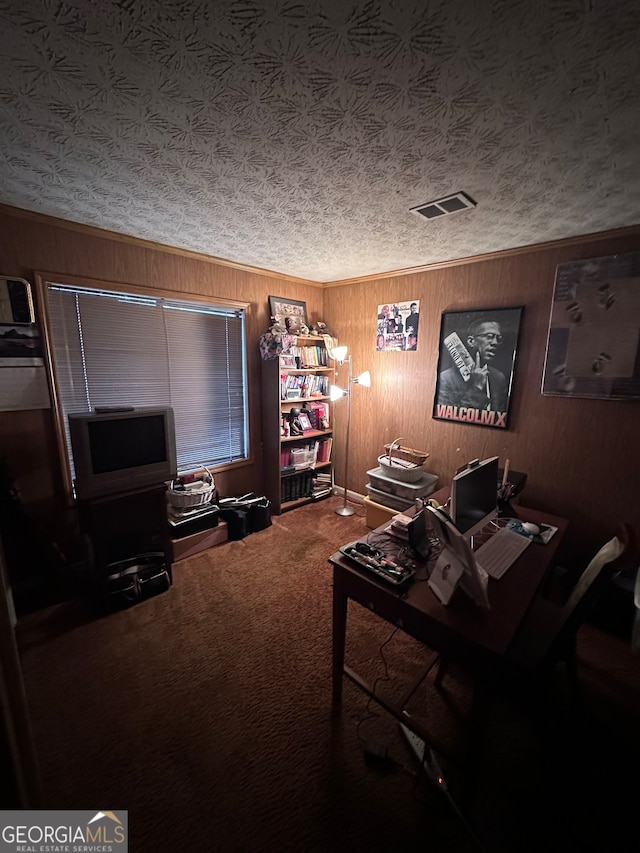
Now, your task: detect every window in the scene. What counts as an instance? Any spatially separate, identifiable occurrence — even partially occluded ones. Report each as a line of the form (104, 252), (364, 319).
(43, 280), (248, 490)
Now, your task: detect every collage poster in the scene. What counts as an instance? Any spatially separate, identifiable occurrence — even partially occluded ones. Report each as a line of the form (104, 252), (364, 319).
(376, 300), (420, 351)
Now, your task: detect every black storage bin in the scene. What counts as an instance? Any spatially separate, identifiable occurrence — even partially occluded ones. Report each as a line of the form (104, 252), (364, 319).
(107, 552), (170, 607)
(219, 494), (272, 540)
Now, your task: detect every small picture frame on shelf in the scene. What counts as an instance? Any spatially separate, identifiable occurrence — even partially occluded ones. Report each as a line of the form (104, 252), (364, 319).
(298, 412), (313, 431)
(279, 353), (297, 368)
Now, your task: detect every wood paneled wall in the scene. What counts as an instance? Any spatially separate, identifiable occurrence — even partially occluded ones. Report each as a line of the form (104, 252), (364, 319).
(323, 231), (640, 564)
(2, 204), (639, 566)
(0, 207), (322, 550)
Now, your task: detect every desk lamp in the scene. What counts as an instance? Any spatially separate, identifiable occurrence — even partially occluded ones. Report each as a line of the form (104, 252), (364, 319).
(330, 347), (371, 517)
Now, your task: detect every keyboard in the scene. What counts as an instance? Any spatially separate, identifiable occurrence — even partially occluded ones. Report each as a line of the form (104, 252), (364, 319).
(474, 527), (532, 579)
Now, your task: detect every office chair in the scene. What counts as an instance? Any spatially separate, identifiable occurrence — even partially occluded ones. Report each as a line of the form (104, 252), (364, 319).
(435, 522), (637, 691)
(507, 522), (636, 680)
(430, 524), (637, 813)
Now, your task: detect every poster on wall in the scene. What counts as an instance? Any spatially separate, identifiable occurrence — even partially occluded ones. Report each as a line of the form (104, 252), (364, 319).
(432, 306), (523, 429)
(0, 323), (43, 366)
(376, 300), (420, 351)
(541, 252), (640, 399)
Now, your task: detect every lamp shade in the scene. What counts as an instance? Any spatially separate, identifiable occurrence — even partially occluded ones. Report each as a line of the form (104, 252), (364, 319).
(330, 345), (348, 363)
(330, 384), (347, 402)
(355, 370), (371, 387)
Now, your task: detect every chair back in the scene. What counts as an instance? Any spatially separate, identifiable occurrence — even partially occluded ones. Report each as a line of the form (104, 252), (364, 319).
(509, 524), (636, 671)
(544, 523), (636, 665)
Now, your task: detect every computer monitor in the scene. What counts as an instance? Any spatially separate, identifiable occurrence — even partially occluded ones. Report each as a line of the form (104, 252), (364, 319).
(450, 456), (499, 540)
(425, 506), (490, 609)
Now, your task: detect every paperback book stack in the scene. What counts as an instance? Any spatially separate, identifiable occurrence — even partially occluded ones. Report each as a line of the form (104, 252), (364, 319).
(312, 471), (332, 501)
(385, 513), (412, 541)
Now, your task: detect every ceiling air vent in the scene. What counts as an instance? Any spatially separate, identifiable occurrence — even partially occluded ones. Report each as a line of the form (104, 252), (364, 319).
(410, 192), (476, 221)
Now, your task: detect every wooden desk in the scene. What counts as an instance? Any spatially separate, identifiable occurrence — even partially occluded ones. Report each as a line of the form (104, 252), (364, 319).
(330, 506), (569, 730)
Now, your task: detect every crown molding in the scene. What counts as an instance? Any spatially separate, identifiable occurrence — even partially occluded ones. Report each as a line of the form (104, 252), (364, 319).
(0, 204), (321, 287)
(3, 204), (638, 289)
(321, 224), (640, 287)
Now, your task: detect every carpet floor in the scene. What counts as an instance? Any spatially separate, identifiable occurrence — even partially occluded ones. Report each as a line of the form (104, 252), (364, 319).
(15, 496), (640, 853)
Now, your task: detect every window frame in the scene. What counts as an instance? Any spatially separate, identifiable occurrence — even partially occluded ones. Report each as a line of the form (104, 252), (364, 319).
(35, 272), (251, 503)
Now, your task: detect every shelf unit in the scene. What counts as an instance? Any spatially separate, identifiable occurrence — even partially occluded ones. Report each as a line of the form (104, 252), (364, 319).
(261, 335), (334, 514)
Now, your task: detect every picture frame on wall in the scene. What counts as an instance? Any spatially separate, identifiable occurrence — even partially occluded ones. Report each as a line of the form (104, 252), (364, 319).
(0, 276), (35, 325)
(541, 252), (640, 400)
(432, 306), (524, 429)
(269, 296), (308, 332)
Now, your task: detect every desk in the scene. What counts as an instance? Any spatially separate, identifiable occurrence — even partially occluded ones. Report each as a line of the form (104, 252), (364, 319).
(330, 505), (569, 731)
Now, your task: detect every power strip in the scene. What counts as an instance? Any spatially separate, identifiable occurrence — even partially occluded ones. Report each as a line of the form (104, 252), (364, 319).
(400, 715), (486, 852)
(399, 714), (448, 792)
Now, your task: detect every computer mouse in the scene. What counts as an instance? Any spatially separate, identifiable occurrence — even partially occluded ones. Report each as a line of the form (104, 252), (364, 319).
(521, 522), (540, 536)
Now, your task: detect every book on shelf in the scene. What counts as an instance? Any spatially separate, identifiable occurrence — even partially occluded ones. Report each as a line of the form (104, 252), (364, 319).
(288, 344), (329, 368)
(316, 437), (332, 464)
(312, 487), (331, 500)
(283, 470), (314, 501)
(279, 373), (328, 400)
(307, 400), (329, 429)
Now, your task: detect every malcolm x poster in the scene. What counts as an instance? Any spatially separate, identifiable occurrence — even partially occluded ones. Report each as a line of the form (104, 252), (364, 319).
(433, 306), (523, 429)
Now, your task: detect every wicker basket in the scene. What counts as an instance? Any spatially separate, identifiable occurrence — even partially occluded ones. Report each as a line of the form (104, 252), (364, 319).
(377, 437), (429, 483)
(167, 465), (215, 509)
(382, 439), (429, 466)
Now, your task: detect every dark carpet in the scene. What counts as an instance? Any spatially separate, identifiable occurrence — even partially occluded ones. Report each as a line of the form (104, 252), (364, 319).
(16, 497), (640, 853)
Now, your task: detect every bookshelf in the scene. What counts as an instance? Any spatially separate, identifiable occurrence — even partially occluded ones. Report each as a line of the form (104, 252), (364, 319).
(261, 335), (334, 513)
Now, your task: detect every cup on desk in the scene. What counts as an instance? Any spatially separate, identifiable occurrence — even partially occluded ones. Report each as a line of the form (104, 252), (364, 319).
(497, 481), (514, 517)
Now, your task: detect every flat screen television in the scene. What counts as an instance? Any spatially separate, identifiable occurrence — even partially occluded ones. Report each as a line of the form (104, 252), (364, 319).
(68, 407), (177, 500)
(450, 456), (499, 540)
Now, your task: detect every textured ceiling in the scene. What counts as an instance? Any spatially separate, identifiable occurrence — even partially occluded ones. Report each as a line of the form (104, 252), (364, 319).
(1, 0), (639, 282)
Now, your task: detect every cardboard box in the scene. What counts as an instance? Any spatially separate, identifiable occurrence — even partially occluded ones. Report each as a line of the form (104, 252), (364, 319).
(363, 496), (397, 530)
(170, 520), (228, 562)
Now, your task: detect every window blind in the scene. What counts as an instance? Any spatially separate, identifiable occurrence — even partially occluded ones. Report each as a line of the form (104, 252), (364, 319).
(45, 283), (248, 481)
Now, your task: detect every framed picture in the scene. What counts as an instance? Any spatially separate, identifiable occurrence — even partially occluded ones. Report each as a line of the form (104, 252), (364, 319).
(0, 323), (44, 366)
(298, 412), (313, 431)
(541, 252), (640, 399)
(279, 354), (297, 368)
(269, 296), (308, 332)
(433, 306), (524, 429)
(0, 276), (34, 324)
